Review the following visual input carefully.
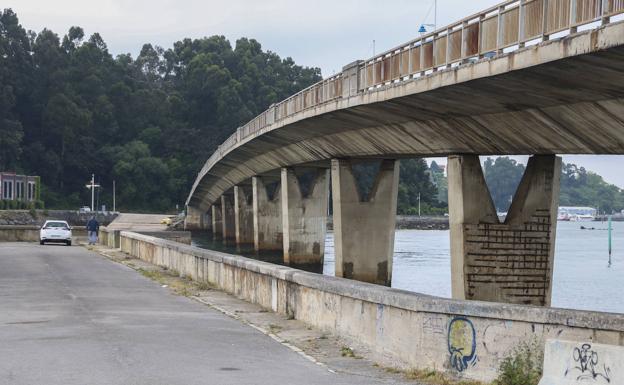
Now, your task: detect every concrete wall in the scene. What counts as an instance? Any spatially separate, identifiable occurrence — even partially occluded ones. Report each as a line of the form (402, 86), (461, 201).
(0, 225), (87, 242)
(119, 231), (624, 383)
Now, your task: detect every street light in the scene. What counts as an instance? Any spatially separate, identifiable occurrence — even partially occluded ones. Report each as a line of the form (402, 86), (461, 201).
(419, 0), (438, 34)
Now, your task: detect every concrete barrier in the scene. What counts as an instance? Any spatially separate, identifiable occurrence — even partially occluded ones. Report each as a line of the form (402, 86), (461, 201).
(117, 231), (624, 382)
(539, 339), (624, 384)
(0, 225), (87, 242)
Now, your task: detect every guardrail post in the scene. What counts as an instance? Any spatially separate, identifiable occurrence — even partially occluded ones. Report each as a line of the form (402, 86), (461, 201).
(478, 14), (485, 59)
(519, 0), (526, 48)
(602, 0), (611, 24)
(570, 0), (578, 33)
(497, 6), (504, 54)
(542, 0), (550, 41)
(446, 28), (452, 68)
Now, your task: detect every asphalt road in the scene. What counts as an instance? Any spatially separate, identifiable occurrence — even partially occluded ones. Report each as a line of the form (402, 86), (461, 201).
(0, 243), (397, 385)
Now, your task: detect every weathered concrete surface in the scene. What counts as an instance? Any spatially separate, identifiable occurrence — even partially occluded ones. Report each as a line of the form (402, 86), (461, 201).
(0, 210), (117, 227)
(448, 155), (561, 306)
(187, 21), (624, 210)
(332, 159), (399, 286)
(0, 242), (401, 385)
(184, 206), (208, 230)
(96, 245), (419, 385)
(106, 213), (170, 232)
(119, 231), (624, 383)
(281, 168), (329, 266)
(0, 225), (87, 242)
(212, 204), (223, 238)
(234, 186), (254, 246)
(252, 176), (282, 252)
(539, 339), (624, 385)
(221, 194), (236, 243)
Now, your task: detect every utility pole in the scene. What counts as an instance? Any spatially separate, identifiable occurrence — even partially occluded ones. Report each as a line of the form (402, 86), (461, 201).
(418, 193), (421, 217)
(85, 174), (100, 212)
(113, 180), (116, 212)
(434, 0), (437, 32)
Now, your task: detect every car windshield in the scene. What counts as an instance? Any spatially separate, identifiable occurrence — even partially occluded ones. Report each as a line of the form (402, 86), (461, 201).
(44, 222), (68, 229)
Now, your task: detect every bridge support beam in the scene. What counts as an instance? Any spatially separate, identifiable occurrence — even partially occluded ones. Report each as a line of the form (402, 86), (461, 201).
(281, 168), (329, 267)
(185, 205), (209, 230)
(211, 204), (222, 239)
(221, 194), (236, 244)
(252, 177), (282, 253)
(448, 154), (561, 306)
(234, 186), (254, 247)
(331, 159), (399, 286)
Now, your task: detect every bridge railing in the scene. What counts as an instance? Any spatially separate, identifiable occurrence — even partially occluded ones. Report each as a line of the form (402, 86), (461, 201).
(204, 0), (624, 175)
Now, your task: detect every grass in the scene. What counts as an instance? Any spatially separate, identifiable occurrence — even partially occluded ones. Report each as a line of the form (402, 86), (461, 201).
(404, 369), (485, 385)
(268, 324), (283, 333)
(340, 346), (362, 359)
(493, 339), (543, 385)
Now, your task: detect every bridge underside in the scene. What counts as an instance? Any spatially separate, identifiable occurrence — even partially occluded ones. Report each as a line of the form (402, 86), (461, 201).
(185, 22), (624, 308)
(191, 35), (624, 209)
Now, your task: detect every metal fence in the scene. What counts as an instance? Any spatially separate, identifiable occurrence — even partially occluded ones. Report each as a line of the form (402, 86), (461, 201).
(205, 0), (624, 172)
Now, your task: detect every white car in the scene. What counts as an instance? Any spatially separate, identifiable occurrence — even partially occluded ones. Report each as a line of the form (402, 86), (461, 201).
(40, 220), (72, 246)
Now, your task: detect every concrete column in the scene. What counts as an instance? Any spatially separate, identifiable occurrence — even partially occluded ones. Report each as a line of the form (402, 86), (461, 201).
(281, 168), (329, 267)
(234, 186), (254, 247)
(448, 154), (561, 306)
(252, 177), (282, 252)
(331, 159), (399, 286)
(185, 205), (205, 230)
(211, 204), (223, 239)
(221, 195), (236, 244)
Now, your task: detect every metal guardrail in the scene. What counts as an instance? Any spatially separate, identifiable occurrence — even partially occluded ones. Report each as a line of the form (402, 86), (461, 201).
(201, 0), (624, 180)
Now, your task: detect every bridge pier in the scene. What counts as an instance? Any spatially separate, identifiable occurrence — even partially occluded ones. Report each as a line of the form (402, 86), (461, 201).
(211, 204), (223, 239)
(221, 194), (236, 244)
(185, 206), (209, 230)
(252, 177), (282, 253)
(331, 159), (399, 286)
(281, 168), (329, 268)
(448, 154), (561, 306)
(234, 186), (254, 247)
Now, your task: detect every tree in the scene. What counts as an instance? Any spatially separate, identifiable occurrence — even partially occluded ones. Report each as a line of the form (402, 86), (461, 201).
(483, 157), (526, 212)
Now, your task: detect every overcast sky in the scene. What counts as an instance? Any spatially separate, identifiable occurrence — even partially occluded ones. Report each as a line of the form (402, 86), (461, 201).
(9, 0), (624, 187)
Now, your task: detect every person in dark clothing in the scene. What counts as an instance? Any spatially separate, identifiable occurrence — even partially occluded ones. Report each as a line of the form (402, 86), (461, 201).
(86, 216), (100, 245)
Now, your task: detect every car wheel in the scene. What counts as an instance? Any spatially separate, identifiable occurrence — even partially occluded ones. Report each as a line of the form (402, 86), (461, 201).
(66, 241), (72, 246)
(40, 240), (45, 245)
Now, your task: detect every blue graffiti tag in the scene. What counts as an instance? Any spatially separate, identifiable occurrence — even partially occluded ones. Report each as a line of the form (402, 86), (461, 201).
(447, 317), (478, 372)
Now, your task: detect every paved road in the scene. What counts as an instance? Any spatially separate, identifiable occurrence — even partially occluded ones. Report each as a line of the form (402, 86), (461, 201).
(106, 213), (170, 231)
(0, 243), (397, 385)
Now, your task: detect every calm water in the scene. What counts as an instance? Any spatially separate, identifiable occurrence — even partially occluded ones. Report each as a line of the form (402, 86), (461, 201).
(192, 221), (624, 314)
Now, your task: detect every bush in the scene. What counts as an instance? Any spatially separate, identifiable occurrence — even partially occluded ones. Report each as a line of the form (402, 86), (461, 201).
(494, 339), (543, 385)
(0, 200), (5, 210)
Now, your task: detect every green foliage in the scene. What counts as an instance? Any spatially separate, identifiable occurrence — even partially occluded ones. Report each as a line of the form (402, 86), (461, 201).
(494, 339), (543, 385)
(483, 157), (624, 214)
(397, 159), (444, 215)
(484, 157), (526, 212)
(0, 9), (321, 212)
(560, 163), (624, 214)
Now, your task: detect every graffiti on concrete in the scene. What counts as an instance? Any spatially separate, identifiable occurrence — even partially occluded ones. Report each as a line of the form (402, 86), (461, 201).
(565, 343), (612, 383)
(448, 317), (477, 372)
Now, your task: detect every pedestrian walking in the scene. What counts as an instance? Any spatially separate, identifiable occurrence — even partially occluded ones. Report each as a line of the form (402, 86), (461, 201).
(86, 216), (99, 245)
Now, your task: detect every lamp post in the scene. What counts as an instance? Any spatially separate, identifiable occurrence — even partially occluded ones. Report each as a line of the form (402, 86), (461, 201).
(419, 0), (438, 34)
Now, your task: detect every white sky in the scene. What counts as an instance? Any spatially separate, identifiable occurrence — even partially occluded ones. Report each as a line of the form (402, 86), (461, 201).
(9, 0), (624, 187)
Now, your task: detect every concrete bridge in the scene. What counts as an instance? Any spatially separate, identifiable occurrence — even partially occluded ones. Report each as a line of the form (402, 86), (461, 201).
(185, 0), (624, 307)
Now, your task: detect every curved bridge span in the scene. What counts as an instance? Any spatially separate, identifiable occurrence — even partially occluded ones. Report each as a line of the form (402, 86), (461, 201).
(185, 1), (624, 309)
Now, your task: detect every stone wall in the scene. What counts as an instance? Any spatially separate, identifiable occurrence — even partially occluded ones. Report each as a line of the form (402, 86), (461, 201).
(117, 231), (624, 383)
(0, 210), (117, 226)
